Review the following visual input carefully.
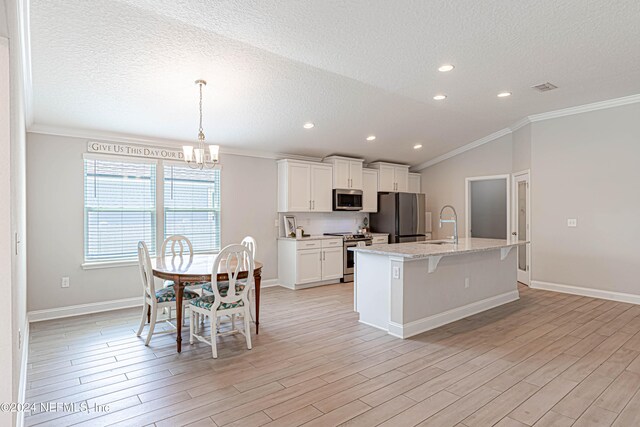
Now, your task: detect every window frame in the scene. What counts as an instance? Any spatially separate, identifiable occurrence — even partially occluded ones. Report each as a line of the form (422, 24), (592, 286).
(82, 154), (222, 269)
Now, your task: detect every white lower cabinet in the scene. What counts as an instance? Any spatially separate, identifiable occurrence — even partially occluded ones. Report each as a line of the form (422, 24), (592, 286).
(321, 247), (344, 280)
(278, 238), (344, 289)
(295, 249), (322, 284)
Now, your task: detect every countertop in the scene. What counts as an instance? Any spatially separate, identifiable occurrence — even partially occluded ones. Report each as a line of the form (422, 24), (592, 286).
(278, 232), (388, 241)
(349, 238), (528, 259)
(277, 235), (343, 241)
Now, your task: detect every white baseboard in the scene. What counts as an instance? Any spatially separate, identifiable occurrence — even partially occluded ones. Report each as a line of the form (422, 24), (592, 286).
(531, 280), (640, 305)
(16, 319), (29, 427)
(28, 297), (143, 322)
(261, 278), (280, 288)
(387, 290), (520, 339)
(28, 279), (284, 322)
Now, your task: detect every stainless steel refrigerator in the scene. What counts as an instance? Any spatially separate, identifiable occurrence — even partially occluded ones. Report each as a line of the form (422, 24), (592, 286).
(370, 192), (426, 243)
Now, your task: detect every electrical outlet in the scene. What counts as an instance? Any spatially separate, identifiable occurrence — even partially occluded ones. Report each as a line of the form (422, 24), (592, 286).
(61, 277), (70, 288)
(567, 218), (577, 227)
(465, 278), (470, 289)
(392, 266), (400, 279)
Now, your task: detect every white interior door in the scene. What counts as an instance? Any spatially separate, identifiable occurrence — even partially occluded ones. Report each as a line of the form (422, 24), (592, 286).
(512, 172), (531, 285)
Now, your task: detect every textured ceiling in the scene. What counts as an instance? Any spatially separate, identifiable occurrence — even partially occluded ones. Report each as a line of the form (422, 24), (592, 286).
(30, 0), (640, 164)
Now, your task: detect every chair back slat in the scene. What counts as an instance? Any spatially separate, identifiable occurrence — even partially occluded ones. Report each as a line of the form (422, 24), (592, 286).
(241, 236), (257, 260)
(211, 244), (254, 307)
(137, 241), (156, 300)
(162, 235), (193, 258)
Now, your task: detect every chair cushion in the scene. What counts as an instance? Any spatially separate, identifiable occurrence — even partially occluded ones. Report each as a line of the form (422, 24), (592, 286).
(154, 287), (199, 303)
(202, 280), (246, 294)
(190, 283), (246, 310)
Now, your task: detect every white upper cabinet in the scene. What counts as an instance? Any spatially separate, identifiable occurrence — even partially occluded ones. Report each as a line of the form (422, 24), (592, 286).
(362, 168), (378, 212)
(278, 160), (333, 212)
(310, 164), (333, 212)
(323, 156), (364, 190)
(368, 162), (410, 192)
(408, 173), (421, 193)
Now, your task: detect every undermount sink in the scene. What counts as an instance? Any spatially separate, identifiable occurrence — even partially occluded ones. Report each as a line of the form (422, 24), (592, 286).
(420, 240), (454, 245)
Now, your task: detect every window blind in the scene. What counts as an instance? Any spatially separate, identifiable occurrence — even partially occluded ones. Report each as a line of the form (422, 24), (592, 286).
(84, 158), (156, 262)
(164, 165), (221, 253)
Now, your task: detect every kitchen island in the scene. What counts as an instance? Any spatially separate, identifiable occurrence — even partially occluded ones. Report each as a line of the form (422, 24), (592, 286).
(350, 238), (527, 338)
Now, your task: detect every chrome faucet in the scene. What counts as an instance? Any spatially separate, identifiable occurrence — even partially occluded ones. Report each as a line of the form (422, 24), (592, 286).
(439, 205), (458, 244)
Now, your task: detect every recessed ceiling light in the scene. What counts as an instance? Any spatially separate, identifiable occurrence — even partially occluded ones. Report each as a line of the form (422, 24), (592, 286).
(438, 64), (455, 72)
(303, 122), (315, 129)
(433, 94), (447, 100)
(413, 144), (423, 149)
(497, 92), (512, 98)
(366, 135), (376, 141)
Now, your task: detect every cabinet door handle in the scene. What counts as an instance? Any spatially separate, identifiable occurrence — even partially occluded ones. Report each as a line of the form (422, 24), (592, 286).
(312, 200), (315, 210)
(309, 200), (312, 210)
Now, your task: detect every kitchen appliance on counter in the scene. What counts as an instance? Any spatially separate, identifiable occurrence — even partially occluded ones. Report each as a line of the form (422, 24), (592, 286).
(333, 189), (363, 211)
(370, 192), (426, 243)
(323, 232), (372, 282)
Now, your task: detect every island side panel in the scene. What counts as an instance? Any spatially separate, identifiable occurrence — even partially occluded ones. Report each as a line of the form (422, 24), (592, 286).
(354, 252), (391, 331)
(397, 249), (519, 338)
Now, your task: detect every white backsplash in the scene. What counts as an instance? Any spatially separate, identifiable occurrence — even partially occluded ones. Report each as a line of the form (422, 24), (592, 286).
(279, 212), (369, 237)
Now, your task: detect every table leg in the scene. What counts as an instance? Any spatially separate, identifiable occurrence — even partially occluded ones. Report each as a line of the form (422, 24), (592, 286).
(255, 272), (261, 334)
(174, 275), (183, 353)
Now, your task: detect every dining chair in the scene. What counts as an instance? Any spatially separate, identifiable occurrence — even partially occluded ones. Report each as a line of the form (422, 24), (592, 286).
(189, 244), (254, 358)
(201, 236), (256, 296)
(136, 241), (199, 346)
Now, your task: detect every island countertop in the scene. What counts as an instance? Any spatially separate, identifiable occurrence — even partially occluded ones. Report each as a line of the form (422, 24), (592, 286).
(349, 237), (527, 259)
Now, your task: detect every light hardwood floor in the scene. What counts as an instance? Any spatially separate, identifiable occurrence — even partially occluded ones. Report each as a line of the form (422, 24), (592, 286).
(24, 283), (640, 426)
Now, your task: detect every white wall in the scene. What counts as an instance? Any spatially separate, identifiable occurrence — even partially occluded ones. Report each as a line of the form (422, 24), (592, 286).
(420, 133), (513, 238)
(2, 0), (29, 423)
(1, 35), (14, 425)
(27, 133), (279, 312)
(531, 103), (640, 296)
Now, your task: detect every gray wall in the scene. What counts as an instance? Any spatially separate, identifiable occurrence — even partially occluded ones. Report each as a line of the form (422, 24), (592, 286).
(420, 101), (640, 297)
(531, 103), (640, 295)
(420, 133), (513, 238)
(27, 133), (278, 311)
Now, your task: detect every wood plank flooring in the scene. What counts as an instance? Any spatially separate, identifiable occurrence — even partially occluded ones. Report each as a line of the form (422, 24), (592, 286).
(24, 283), (640, 426)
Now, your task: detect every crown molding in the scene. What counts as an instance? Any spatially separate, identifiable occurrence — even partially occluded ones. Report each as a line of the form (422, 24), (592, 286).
(526, 93), (640, 123)
(412, 93), (640, 172)
(27, 124), (322, 162)
(410, 128), (511, 172)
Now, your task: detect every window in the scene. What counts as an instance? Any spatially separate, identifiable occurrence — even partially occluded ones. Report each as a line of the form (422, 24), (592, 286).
(164, 165), (221, 253)
(84, 158), (157, 262)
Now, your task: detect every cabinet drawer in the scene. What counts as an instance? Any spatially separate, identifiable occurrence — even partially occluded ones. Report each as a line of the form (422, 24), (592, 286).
(296, 240), (322, 250)
(321, 239), (343, 248)
(372, 235), (388, 244)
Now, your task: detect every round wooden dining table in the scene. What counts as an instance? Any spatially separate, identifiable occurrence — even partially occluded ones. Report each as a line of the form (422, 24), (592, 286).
(151, 254), (263, 353)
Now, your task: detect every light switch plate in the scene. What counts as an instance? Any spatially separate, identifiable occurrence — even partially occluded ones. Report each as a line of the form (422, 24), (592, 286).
(567, 218), (577, 227)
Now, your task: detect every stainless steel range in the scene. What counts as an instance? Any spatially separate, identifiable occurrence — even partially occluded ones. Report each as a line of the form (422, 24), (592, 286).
(323, 232), (373, 282)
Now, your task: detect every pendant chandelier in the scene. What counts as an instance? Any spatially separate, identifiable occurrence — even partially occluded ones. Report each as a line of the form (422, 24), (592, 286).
(182, 79), (219, 169)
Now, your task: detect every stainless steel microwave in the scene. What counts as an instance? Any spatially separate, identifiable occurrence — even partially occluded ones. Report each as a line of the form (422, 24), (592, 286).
(333, 189), (363, 211)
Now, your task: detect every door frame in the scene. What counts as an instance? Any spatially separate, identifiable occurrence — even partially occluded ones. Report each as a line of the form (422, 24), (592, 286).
(512, 170), (531, 285)
(465, 174), (511, 239)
